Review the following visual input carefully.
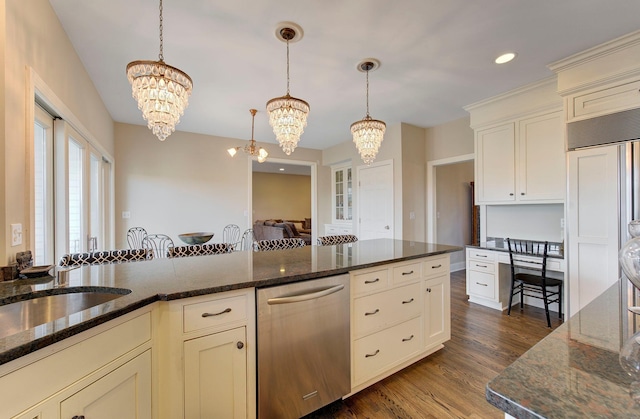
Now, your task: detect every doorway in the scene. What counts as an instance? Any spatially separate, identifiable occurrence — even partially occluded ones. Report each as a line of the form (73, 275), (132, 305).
(248, 158), (317, 244)
(357, 160), (394, 240)
(427, 154), (474, 271)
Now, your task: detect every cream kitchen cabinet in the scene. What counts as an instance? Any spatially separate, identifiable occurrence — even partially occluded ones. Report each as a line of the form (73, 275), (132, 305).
(3, 308), (153, 419)
(159, 288), (256, 419)
(475, 110), (564, 204)
(349, 255), (451, 394)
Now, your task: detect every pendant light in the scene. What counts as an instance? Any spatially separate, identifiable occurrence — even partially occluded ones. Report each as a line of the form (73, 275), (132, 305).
(228, 109), (269, 163)
(126, 0), (193, 141)
(351, 59), (386, 164)
(266, 22), (310, 155)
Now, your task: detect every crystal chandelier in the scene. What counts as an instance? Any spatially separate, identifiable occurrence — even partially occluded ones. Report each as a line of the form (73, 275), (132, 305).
(351, 60), (386, 165)
(266, 23), (309, 155)
(228, 109), (269, 163)
(126, 0), (193, 141)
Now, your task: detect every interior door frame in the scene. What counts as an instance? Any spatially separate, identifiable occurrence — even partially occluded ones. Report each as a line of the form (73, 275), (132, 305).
(247, 157), (318, 245)
(426, 153), (475, 243)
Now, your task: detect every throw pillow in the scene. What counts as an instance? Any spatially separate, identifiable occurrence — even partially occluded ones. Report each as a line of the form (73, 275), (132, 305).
(304, 218), (311, 229)
(286, 222), (299, 236)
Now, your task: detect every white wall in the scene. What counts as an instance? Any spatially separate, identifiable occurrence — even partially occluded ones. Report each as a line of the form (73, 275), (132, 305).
(2, 0), (114, 262)
(252, 173), (311, 221)
(486, 204), (564, 242)
(114, 123), (326, 249)
(402, 124), (426, 241)
(425, 116), (474, 161)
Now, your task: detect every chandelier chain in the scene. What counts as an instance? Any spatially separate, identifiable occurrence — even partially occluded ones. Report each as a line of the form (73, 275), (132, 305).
(286, 39), (290, 95)
(365, 69), (370, 117)
(158, 0), (164, 61)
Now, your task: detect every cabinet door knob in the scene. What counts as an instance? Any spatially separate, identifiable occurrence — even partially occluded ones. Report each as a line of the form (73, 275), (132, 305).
(521, 192), (525, 196)
(509, 193), (514, 196)
(237, 341), (244, 349)
(384, 225), (390, 230)
(426, 288), (432, 293)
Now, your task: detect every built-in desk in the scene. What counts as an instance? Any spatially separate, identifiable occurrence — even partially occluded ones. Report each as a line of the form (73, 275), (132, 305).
(465, 241), (565, 311)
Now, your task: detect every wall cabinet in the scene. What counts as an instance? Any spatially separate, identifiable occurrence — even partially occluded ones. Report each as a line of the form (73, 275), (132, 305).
(349, 255), (451, 394)
(475, 110), (564, 204)
(159, 288), (256, 419)
(1, 309), (153, 419)
(331, 165), (353, 224)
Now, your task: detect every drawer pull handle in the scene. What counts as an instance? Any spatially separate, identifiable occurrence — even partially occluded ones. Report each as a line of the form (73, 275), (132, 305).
(509, 193), (514, 196)
(402, 335), (414, 342)
(476, 264), (487, 268)
(202, 307), (232, 317)
(431, 264), (442, 269)
(476, 282), (488, 287)
(402, 270), (414, 276)
(364, 278), (380, 284)
(426, 288), (432, 293)
(365, 349), (380, 358)
(365, 309), (380, 316)
(402, 298), (414, 304)
(72, 416), (85, 419)
(475, 254), (487, 258)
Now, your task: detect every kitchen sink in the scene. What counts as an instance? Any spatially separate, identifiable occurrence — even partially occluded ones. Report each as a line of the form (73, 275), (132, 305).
(0, 288), (131, 340)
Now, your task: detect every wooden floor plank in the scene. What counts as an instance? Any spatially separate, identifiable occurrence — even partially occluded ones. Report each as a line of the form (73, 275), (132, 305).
(304, 270), (561, 418)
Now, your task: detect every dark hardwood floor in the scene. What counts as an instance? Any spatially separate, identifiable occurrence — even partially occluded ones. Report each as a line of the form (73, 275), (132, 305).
(306, 269), (562, 419)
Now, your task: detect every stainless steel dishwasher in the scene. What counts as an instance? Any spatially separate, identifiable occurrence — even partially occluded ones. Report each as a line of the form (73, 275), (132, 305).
(257, 274), (350, 419)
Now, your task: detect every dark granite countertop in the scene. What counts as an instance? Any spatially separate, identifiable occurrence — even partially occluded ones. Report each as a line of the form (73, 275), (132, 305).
(0, 239), (461, 366)
(486, 280), (640, 418)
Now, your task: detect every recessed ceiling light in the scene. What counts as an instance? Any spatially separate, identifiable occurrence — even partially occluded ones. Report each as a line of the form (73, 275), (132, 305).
(495, 52), (517, 64)
(279, 168), (285, 171)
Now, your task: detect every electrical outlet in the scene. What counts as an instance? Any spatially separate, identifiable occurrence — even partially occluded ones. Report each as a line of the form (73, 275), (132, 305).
(122, 211), (131, 219)
(11, 224), (22, 246)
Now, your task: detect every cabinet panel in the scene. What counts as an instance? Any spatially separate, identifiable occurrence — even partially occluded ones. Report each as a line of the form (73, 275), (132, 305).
(392, 261), (423, 284)
(424, 275), (450, 348)
(468, 259), (495, 274)
(184, 327), (247, 419)
(571, 79), (640, 120)
(476, 123), (516, 203)
(353, 282), (421, 338)
(353, 317), (422, 385)
(423, 256), (449, 279)
(183, 294), (247, 333)
(352, 268), (389, 296)
(518, 111), (565, 201)
(60, 350), (152, 419)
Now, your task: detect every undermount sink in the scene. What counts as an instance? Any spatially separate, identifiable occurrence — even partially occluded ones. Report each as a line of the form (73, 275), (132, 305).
(0, 288), (131, 340)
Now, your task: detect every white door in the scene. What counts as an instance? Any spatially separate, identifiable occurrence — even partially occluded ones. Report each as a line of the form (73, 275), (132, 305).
(475, 123), (515, 203)
(357, 161), (394, 240)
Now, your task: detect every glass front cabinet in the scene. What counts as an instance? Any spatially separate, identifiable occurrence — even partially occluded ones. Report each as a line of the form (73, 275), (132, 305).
(332, 165), (352, 223)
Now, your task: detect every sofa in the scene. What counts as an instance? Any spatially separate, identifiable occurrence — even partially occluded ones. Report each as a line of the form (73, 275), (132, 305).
(253, 219), (312, 245)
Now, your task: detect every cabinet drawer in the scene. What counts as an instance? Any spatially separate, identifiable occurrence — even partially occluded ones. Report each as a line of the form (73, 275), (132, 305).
(352, 268), (389, 296)
(467, 248), (495, 261)
(468, 260), (494, 274)
(468, 270), (495, 299)
(571, 79), (640, 120)
(423, 256), (449, 279)
(183, 294), (248, 334)
(392, 262), (422, 284)
(353, 283), (421, 338)
(353, 317), (422, 385)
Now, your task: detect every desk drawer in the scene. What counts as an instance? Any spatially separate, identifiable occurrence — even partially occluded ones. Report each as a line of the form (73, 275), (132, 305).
(468, 270), (495, 299)
(353, 282), (421, 338)
(392, 262), (422, 284)
(352, 268), (389, 296)
(468, 260), (494, 274)
(468, 249), (495, 261)
(183, 294), (248, 333)
(423, 256), (449, 279)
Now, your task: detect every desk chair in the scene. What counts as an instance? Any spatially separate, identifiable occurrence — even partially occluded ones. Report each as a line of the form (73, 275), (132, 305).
(317, 234), (358, 246)
(256, 238), (306, 251)
(507, 238), (563, 328)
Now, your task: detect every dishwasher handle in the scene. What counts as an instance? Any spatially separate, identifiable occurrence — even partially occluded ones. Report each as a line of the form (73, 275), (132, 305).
(267, 284), (345, 305)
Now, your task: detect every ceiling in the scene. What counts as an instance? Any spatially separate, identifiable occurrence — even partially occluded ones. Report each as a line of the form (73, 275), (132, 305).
(49, 0), (640, 151)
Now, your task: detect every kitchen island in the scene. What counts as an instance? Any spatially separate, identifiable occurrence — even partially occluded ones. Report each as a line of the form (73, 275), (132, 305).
(486, 279), (640, 418)
(0, 239), (460, 418)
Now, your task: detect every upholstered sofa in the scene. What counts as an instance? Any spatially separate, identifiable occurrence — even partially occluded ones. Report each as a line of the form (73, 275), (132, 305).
(253, 219), (312, 244)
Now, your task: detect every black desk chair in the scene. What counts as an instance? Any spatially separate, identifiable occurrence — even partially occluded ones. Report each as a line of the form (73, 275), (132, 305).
(506, 238), (563, 328)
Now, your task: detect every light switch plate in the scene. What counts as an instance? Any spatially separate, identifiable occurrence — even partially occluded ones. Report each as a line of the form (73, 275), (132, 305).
(11, 223), (22, 246)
